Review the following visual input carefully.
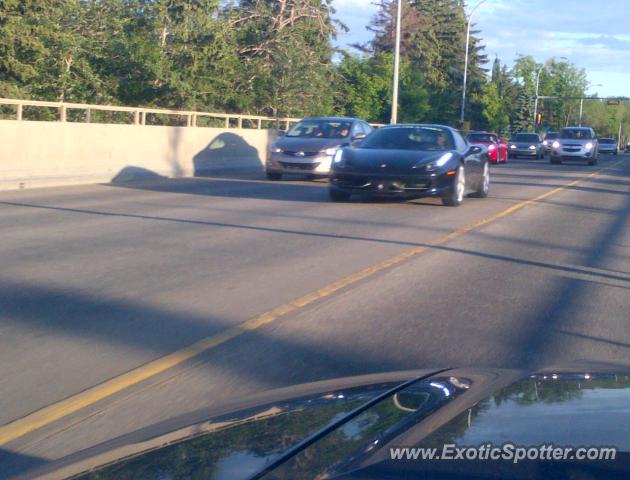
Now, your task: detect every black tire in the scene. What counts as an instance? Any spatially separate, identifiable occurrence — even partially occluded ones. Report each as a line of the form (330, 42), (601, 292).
(329, 188), (351, 202)
(470, 162), (489, 198)
(442, 165), (465, 206)
(588, 158), (598, 166)
(266, 171), (282, 180)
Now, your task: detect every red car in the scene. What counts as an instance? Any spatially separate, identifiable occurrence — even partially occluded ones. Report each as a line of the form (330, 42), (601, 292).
(466, 131), (508, 164)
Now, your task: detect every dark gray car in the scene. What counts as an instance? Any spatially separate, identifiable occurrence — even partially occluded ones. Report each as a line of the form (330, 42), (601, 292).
(508, 132), (545, 159)
(266, 117), (373, 180)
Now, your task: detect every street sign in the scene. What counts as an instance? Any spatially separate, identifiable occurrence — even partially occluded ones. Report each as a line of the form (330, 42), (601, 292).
(607, 99), (620, 105)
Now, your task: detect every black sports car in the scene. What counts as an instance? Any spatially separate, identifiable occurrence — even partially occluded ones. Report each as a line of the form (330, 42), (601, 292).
(329, 124), (489, 206)
(23, 362), (630, 480)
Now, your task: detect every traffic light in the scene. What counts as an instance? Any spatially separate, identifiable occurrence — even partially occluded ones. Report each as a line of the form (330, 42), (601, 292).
(537, 112), (543, 125)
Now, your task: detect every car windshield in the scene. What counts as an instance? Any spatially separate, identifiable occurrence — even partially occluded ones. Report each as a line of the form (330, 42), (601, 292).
(514, 133), (539, 142)
(360, 126), (454, 151)
(560, 129), (592, 139)
(545, 132), (559, 139)
(467, 133), (498, 143)
(286, 120), (352, 139)
(599, 138), (615, 144)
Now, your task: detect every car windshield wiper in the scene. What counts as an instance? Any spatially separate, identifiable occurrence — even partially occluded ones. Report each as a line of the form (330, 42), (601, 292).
(247, 368), (451, 480)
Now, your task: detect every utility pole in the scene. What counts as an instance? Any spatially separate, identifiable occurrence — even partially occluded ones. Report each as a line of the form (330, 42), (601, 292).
(579, 84), (602, 126)
(390, 0), (402, 124)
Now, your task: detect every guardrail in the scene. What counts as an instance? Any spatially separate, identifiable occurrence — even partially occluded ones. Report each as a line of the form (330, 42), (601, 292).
(0, 97), (303, 130)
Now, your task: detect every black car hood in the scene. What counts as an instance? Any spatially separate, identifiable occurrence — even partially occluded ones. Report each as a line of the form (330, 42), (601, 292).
(23, 363), (630, 480)
(341, 148), (451, 174)
(274, 136), (348, 152)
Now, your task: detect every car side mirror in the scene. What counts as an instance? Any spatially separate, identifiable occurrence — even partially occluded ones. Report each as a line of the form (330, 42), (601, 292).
(467, 145), (483, 155)
(276, 130), (286, 137)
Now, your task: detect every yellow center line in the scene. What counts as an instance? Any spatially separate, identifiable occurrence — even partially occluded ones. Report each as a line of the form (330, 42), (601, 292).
(0, 159), (624, 446)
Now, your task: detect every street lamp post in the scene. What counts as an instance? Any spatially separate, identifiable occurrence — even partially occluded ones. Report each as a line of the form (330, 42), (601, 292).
(460, 0), (486, 125)
(579, 84), (602, 126)
(390, 0), (402, 124)
(459, 0), (486, 123)
(532, 56), (566, 130)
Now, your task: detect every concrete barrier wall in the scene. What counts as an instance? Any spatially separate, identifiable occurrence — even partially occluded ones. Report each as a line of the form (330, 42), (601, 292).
(0, 120), (277, 190)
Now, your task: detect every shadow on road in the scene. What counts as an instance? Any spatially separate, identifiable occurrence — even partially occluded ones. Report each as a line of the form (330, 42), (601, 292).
(193, 132), (264, 179)
(0, 449), (48, 479)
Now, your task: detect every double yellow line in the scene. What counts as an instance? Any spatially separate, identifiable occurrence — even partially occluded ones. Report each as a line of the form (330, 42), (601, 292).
(0, 161), (622, 446)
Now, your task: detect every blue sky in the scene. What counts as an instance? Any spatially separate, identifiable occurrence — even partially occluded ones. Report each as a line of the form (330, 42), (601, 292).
(332, 0), (629, 97)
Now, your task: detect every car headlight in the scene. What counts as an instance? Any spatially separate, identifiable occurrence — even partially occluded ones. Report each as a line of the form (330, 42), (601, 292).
(271, 146), (283, 153)
(552, 141), (560, 149)
(528, 145), (536, 150)
(323, 147), (338, 156)
(543, 140), (548, 146)
(423, 152), (453, 171)
(585, 142), (593, 151)
(333, 149), (344, 164)
(510, 144), (516, 149)
(488, 144), (496, 150)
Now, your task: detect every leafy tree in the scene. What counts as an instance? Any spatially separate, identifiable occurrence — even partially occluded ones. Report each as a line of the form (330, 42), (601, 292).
(335, 53), (393, 122)
(478, 82), (509, 132)
(360, 0), (487, 125)
(229, 0), (340, 117)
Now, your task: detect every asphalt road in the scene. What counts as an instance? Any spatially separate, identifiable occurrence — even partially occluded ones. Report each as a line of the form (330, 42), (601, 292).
(1, 154), (629, 477)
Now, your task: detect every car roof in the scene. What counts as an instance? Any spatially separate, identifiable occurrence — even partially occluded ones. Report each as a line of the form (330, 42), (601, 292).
(467, 131), (498, 135)
(561, 126), (592, 130)
(301, 117), (362, 122)
(380, 123), (455, 130)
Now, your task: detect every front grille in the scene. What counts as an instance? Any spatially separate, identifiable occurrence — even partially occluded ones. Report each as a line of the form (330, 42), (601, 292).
(282, 151), (319, 157)
(280, 161), (319, 171)
(563, 148), (581, 152)
(334, 177), (431, 191)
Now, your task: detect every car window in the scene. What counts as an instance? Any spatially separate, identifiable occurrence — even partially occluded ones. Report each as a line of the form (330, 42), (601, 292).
(286, 120), (352, 139)
(360, 126), (455, 151)
(560, 128), (593, 139)
(467, 133), (498, 143)
(453, 130), (467, 152)
(513, 133), (540, 142)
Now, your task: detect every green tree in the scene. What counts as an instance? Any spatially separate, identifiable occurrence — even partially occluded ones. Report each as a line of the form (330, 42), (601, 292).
(230, 0), (340, 117)
(360, 0), (487, 125)
(335, 53), (393, 122)
(479, 82), (508, 132)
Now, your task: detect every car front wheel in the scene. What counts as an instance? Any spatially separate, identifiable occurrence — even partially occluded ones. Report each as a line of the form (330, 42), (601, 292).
(442, 166), (465, 206)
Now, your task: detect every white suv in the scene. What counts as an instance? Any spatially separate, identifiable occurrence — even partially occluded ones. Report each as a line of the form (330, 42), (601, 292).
(550, 127), (599, 165)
